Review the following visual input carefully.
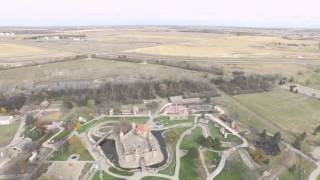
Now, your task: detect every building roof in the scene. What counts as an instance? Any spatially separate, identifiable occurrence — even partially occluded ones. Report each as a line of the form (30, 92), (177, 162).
(165, 104), (188, 114)
(169, 96), (204, 105)
(135, 124), (150, 134)
(0, 116), (14, 121)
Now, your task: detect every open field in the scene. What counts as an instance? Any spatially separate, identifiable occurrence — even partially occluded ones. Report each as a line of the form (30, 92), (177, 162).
(234, 89), (320, 139)
(126, 34), (320, 59)
(0, 58), (206, 87)
(0, 43), (49, 57)
(279, 154), (316, 180)
(0, 120), (20, 147)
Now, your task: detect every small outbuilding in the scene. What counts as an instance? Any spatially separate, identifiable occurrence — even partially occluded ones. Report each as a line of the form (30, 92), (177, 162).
(0, 116), (15, 125)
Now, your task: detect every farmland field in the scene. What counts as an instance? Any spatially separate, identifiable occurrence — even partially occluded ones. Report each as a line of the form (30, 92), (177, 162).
(234, 89), (320, 140)
(0, 43), (48, 57)
(126, 35), (320, 59)
(0, 58), (206, 86)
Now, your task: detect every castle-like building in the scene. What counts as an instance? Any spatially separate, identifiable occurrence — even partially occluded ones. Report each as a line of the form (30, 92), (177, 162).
(113, 122), (164, 169)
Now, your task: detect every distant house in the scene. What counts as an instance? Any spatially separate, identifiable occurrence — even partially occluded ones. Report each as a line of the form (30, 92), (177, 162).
(0, 116), (15, 125)
(165, 104), (189, 120)
(214, 105), (225, 115)
(109, 108), (114, 116)
(169, 96), (205, 105)
(120, 104), (145, 115)
(28, 151), (38, 162)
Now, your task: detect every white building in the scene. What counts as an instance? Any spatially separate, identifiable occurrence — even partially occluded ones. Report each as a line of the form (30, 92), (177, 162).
(0, 116), (15, 125)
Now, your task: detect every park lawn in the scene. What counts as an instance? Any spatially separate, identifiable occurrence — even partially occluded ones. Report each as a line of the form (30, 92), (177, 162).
(51, 136), (93, 161)
(78, 116), (149, 133)
(158, 116), (193, 127)
(109, 167), (133, 176)
(92, 171), (117, 180)
(179, 128), (206, 180)
(203, 150), (221, 172)
(0, 119), (20, 147)
(180, 127), (204, 149)
(234, 89), (320, 141)
(159, 128), (189, 175)
(141, 177), (170, 180)
(52, 130), (71, 142)
(215, 152), (260, 180)
(279, 154), (316, 180)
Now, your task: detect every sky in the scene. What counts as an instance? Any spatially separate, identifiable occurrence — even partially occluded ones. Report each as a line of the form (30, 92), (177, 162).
(0, 0), (319, 28)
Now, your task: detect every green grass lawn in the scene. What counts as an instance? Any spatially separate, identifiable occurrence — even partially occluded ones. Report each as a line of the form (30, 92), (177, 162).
(179, 128), (206, 180)
(0, 119), (20, 147)
(141, 176), (170, 180)
(109, 167), (133, 176)
(92, 170), (117, 180)
(203, 150), (221, 172)
(52, 130), (71, 142)
(234, 89), (320, 141)
(50, 136), (93, 161)
(159, 128), (188, 175)
(215, 152), (260, 180)
(78, 116), (149, 133)
(157, 116), (193, 127)
(279, 155), (316, 180)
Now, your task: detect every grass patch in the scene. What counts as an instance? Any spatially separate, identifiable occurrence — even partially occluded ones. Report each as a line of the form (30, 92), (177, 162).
(159, 128), (188, 175)
(0, 119), (20, 147)
(203, 150), (221, 172)
(141, 177), (170, 180)
(52, 130), (71, 142)
(50, 136), (93, 161)
(157, 116), (193, 127)
(179, 128), (206, 180)
(215, 152), (260, 180)
(109, 167), (133, 176)
(279, 155), (316, 180)
(78, 116), (149, 134)
(234, 89), (320, 142)
(92, 170), (117, 180)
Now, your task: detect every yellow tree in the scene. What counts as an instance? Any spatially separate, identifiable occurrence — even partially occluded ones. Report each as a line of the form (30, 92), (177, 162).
(159, 83), (168, 96)
(75, 120), (82, 131)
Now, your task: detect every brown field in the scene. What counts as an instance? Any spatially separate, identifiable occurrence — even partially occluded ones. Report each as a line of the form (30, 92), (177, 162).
(0, 43), (49, 57)
(38, 112), (62, 124)
(0, 58), (208, 86)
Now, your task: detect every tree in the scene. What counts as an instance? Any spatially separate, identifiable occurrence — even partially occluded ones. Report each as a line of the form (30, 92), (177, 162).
(25, 114), (37, 127)
(273, 132), (281, 143)
(75, 121), (82, 131)
(292, 137), (302, 149)
(212, 138), (221, 149)
(300, 131), (307, 141)
(159, 83), (168, 96)
(260, 129), (267, 138)
(313, 125), (320, 135)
